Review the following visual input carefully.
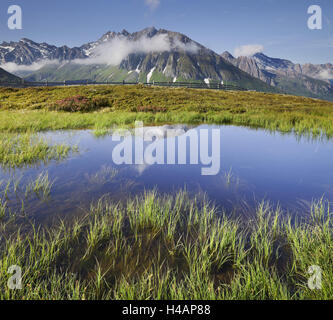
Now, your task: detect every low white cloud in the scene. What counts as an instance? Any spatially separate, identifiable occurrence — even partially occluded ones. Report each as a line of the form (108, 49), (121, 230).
(317, 70), (333, 80)
(74, 34), (199, 66)
(0, 59), (59, 74)
(1, 33), (199, 73)
(145, 0), (160, 10)
(234, 44), (264, 57)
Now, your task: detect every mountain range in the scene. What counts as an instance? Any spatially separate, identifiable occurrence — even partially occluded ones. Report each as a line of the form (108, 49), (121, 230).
(0, 27), (274, 92)
(221, 51), (333, 100)
(0, 27), (332, 100)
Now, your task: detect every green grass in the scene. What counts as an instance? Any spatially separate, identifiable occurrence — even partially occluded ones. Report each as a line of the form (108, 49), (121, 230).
(224, 167), (234, 185)
(0, 85), (332, 300)
(25, 171), (55, 201)
(0, 197), (7, 219)
(0, 132), (77, 169)
(0, 191), (332, 300)
(0, 85), (333, 139)
(85, 166), (118, 185)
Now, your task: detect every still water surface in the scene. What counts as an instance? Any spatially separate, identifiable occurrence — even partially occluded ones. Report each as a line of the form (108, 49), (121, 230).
(1, 125), (333, 223)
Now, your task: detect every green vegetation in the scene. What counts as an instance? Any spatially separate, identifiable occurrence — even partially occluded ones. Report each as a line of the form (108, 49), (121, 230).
(276, 75), (333, 102)
(0, 68), (21, 84)
(224, 167), (234, 185)
(85, 166), (118, 185)
(0, 85), (333, 139)
(0, 197), (7, 219)
(0, 191), (332, 300)
(0, 132), (77, 169)
(25, 171), (55, 201)
(0, 85), (332, 300)
(25, 54), (276, 93)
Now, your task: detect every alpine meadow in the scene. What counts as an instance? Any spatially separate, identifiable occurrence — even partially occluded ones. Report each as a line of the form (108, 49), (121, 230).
(0, 0), (333, 305)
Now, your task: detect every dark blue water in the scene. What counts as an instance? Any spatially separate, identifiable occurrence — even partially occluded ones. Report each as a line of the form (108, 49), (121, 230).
(1, 125), (333, 222)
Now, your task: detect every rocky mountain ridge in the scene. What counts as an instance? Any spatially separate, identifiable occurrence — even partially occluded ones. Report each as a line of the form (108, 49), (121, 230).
(221, 51), (333, 100)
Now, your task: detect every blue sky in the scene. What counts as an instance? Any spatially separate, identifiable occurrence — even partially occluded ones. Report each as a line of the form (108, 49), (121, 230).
(0, 0), (332, 64)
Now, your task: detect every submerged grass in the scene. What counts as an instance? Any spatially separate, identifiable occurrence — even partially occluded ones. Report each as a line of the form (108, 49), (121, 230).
(0, 85), (333, 139)
(0, 132), (77, 169)
(85, 166), (118, 185)
(0, 190), (332, 300)
(25, 171), (55, 201)
(0, 197), (7, 219)
(224, 167), (234, 185)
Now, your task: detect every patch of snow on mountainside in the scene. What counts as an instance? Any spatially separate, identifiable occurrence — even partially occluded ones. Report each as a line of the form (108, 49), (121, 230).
(0, 46), (15, 53)
(147, 67), (156, 83)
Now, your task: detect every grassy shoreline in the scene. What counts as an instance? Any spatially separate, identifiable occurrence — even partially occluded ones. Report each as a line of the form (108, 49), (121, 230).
(0, 85), (333, 138)
(1, 85), (333, 300)
(0, 191), (332, 300)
